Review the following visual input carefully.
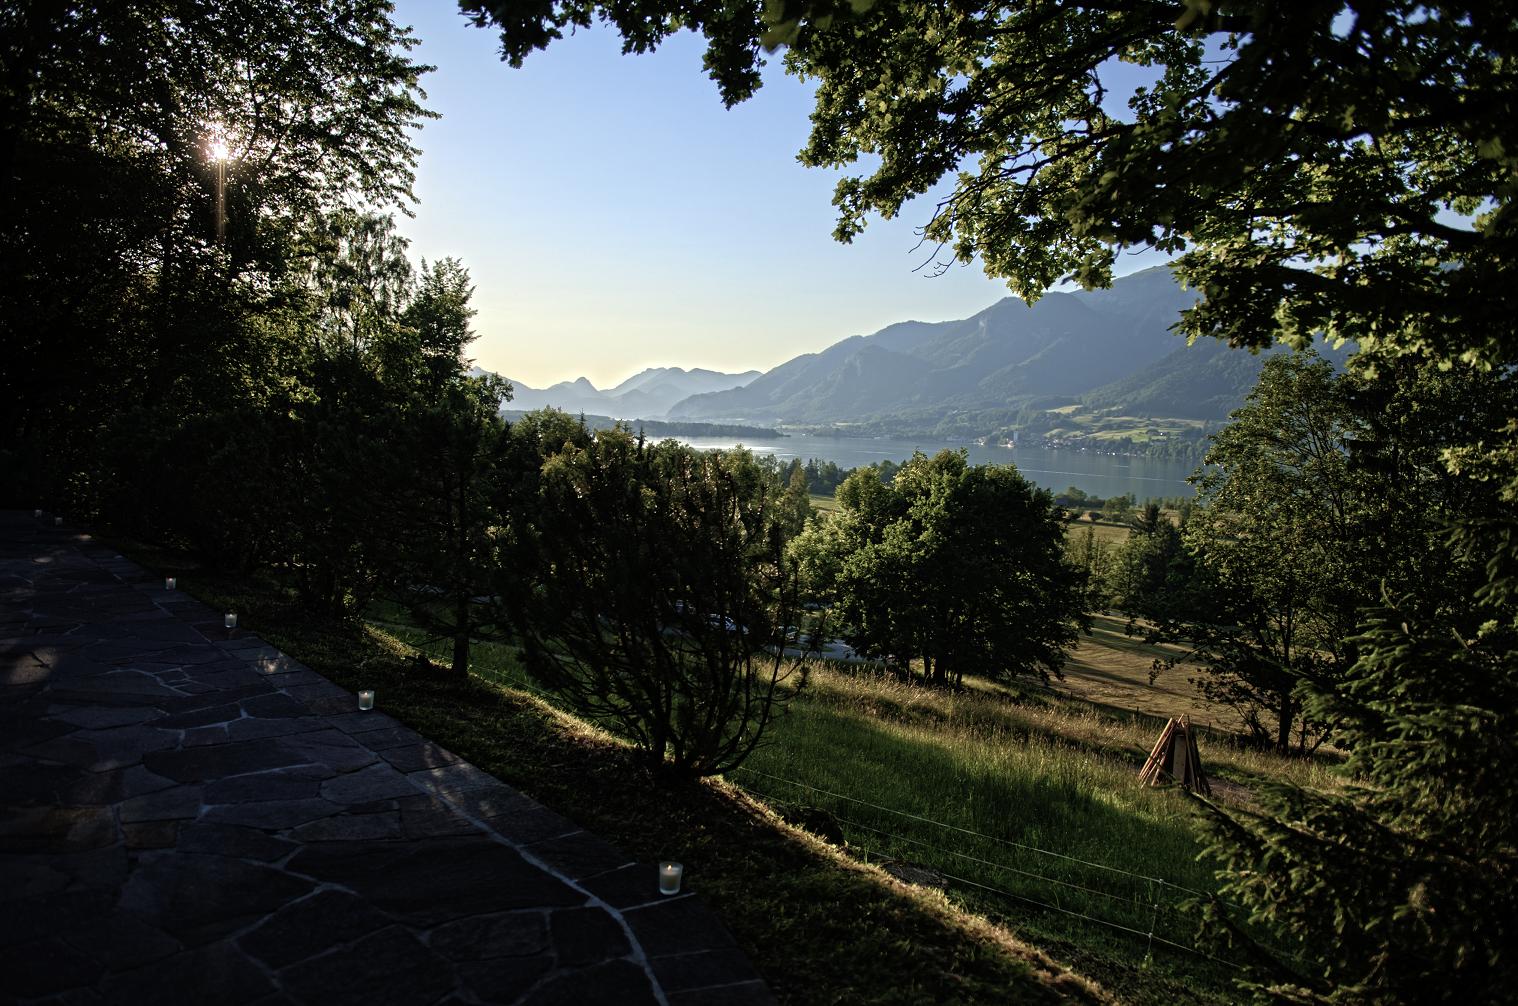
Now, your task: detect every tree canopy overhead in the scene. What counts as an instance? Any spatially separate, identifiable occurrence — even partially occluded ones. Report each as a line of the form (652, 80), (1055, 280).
(1, 0), (435, 467)
(467, 1), (1517, 374)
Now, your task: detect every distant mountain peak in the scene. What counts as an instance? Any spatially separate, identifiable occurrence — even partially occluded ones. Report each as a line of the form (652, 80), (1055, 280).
(495, 365), (764, 420)
(665, 266), (1210, 426)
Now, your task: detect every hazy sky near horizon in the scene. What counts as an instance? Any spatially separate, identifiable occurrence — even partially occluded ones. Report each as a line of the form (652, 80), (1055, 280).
(392, 3), (1164, 389)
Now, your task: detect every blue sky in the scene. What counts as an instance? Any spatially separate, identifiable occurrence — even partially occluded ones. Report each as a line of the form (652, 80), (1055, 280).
(391, 3), (1162, 389)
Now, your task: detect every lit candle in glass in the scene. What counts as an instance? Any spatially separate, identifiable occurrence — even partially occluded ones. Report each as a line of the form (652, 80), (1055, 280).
(358, 690), (375, 711)
(224, 612), (237, 630)
(658, 861), (683, 896)
(165, 577), (177, 591)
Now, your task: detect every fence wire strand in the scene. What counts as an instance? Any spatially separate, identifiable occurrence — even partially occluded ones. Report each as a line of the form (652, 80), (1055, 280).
(750, 784), (1243, 969)
(829, 811), (1167, 912)
(737, 766), (1219, 901)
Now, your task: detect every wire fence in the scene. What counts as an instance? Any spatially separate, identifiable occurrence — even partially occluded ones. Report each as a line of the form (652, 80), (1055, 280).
(739, 767), (1222, 900)
(372, 616), (1249, 970)
(734, 766), (1244, 970)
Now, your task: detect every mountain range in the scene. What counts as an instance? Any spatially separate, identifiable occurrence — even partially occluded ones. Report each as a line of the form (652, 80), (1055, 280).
(669, 266), (1229, 424)
(491, 366), (762, 418)
(487, 266), (1320, 434)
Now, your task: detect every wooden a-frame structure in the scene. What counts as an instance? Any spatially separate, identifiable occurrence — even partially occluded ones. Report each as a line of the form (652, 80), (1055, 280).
(1138, 714), (1211, 795)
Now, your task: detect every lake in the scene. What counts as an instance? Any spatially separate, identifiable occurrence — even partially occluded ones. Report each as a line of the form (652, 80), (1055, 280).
(674, 434), (1198, 501)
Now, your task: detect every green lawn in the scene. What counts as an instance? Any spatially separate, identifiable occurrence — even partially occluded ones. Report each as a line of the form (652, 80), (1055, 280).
(808, 492), (840, 514)
(1064, 517), (1133, 547)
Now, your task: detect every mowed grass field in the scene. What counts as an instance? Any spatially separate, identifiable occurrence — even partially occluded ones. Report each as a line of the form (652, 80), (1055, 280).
(1039, 405), (1209, 446)
(1064, 516), (1136, 546)
(1057, 613), (1230, 728)
(808, 492), (841, 514)
(732, 625), (1337, 1003)
(736, 665), (1233, 1004)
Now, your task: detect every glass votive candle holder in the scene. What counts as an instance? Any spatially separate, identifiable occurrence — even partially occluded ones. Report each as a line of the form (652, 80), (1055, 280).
(53, 516), (62, 526)
(33, 509), (41, 518)
(165, 577), (177, 590)
(224, 612), (237, 630)
(658, 861), (683, 896)
(358, 690), (375, 711)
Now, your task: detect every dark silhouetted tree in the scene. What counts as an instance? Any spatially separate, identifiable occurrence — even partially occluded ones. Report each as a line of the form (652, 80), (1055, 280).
(510, 432), (806, 776)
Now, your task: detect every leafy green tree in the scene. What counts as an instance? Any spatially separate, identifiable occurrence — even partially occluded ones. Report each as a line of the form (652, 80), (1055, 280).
(274, 213), (420, 614)
(1200, 524), (1518, 1003)
(1107, 514), (1191, 623)
(1065, 523), (1115, 611)
(1139, 354), (1366, 752)
(510, 432), (806, 776)
(504, 408), (597, 477)
(367, 259), (515, 676)
(1130, 502), (1163, 536)
(796, 450), (1083, 685)
(372, 376), (512, 676)
(802, 457), (849, 495)
(791, 463), (911, 666)
(778, 464), (814, 537)
(1, 1), (432, 510)
(1100, 492), (1135, 523)
(1182, 357), (1517, 996)
(1149, 353), (1503, 756)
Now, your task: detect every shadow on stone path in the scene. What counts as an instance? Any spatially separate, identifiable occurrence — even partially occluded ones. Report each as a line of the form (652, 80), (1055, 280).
(0, 511), (773, 1005)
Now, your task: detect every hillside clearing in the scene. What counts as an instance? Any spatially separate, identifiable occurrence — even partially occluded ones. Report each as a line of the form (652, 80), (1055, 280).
(374, 606), (1338, 1005)
(1056, 614), (1226, 728)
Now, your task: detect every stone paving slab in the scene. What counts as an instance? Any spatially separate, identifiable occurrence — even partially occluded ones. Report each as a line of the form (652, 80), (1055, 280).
(0, 511), (773, 1005)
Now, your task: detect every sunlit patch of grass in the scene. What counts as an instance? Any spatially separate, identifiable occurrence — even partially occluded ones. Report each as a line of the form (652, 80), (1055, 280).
(807, 492), (841, 514)
(1064, 518), (1133, 546)
(741, 662), (1236, 1004)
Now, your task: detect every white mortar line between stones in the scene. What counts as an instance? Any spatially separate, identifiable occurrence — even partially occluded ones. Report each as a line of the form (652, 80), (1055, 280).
(416, 782), (673, 1006)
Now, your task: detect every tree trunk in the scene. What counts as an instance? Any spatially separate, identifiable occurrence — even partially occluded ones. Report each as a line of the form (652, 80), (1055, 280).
(1276, 692), (1296, 754)
(450, 453), (471, 677)
(450, 592), (471, 677)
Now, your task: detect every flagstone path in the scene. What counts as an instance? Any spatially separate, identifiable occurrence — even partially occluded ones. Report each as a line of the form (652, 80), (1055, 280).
(0, 511), (772, 1005)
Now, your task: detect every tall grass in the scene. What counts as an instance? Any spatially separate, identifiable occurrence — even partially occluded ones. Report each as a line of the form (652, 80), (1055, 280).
(735, 663), (1245, 1003)
(372, 606), (1336, 1004)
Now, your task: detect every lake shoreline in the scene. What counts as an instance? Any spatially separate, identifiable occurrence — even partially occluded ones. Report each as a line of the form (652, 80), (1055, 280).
(673, 434), (1198, 501)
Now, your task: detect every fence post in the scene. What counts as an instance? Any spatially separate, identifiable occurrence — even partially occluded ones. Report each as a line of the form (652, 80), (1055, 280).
(1144, 898), (1160, 969)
